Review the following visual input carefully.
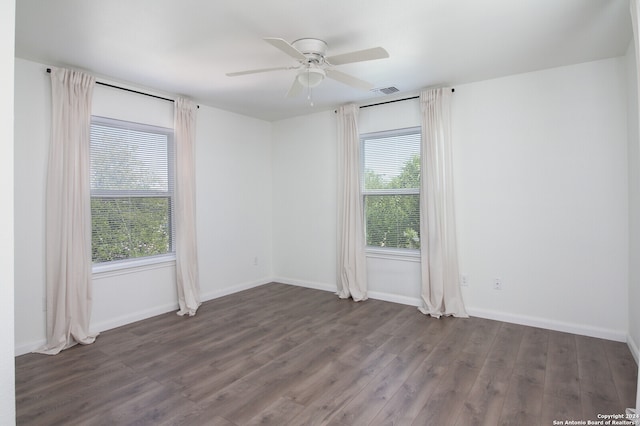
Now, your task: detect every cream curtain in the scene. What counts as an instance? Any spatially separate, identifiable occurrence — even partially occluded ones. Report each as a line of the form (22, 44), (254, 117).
(174, 98), (201, 316)
(628, 0), (640, 416)
(336, 104), (368, 301)
(419, 88), (468, 318)
(38, 68), (98, 355)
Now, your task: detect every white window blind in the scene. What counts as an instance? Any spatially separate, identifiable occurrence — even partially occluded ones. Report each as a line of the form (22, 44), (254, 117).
(90, 116), (175, 264)
(361, 127), (421, 250)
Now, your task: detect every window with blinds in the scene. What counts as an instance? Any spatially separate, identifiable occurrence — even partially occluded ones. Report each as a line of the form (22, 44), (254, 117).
(361, 127), (421, 250)
(90, 116), (175, 264)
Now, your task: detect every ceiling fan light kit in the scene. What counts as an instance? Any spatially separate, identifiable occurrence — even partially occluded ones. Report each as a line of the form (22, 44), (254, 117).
(297, 67), (325, 87)
(226, 37), (389, 98)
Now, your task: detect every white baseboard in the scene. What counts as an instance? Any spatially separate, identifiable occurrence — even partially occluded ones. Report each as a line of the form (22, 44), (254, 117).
(367, 291), (421, 307)
(93, 278), (273, 335)
(274, 277), (337, 293)
(15, 339), (47, 357)
(17, 278), (632, 356)
(91, 302), (179, 335)
(15, 278), (274, 357)
(200, 278), (273, 302)
(17, 303), (183, 356)
(275, 277), (422, 306)
(274, 278), (629, 343)
(14, 302), (184, 355)
(466, 307), (628, 343)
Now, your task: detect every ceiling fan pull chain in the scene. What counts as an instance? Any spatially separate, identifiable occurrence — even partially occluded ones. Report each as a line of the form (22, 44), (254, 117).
(307, 69), (314, 107)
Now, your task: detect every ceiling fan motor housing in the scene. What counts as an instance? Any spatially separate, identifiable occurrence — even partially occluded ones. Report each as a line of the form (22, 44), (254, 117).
(292, 38), (328, 64)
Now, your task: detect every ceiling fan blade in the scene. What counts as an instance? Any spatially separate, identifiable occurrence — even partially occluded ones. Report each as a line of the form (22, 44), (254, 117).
(325, 69), (373, 91)
(286, 77), (304, 98)
(226, 66), (293, 77)
(264, 38), (307, 62)
(326, 47), (389, 66)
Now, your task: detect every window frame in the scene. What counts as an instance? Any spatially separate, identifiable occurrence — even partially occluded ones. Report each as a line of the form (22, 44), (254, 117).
(360, 126), (422, 258)
(89, 115), (176, 273)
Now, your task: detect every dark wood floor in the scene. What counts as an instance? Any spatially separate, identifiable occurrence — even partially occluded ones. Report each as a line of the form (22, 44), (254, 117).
(16, 283), (637, 425)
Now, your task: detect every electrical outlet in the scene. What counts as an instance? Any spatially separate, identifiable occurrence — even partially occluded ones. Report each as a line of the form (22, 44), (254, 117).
(253, 256), (258, 266)
(460, 274), (469, 287)
(493, 278), (503, 290)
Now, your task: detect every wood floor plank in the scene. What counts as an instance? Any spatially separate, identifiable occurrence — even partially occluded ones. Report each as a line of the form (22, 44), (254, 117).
(173, 414), (238, 426)
(412, 360), (481, 426)
(408, 318), (494, 426)
(370, 318), (466, 426)
(540, 394), (583, 426)
(603, 339), (639, 410)
(454, 322), (525, 426)
(244, 396), (305, 426)
(325, 340), (438, 426)
(576, 335), (626, 420)
(201, 332), (359, 424)
(286, 349), (398, 425)
(283, 339), (389, 406)
(14, 283), (637, 426)
(498, 373), (545, 426)
(370, 362), (449, 426)
(410, 319), (500, 426)
(16, 359), (139, 423)
(455, 318), (501, 369)
(513, 326), (549, 386)
(497, 326), (548, 426)
(544, 330), (581, 404)
(15, 345), (115, 397)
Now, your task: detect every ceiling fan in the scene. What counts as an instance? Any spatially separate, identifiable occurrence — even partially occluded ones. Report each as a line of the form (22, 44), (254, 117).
(226, 38), (389, 97)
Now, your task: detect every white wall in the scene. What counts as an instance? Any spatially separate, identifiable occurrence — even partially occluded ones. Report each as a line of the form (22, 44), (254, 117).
(14, 58), (273, 354)
(272, 111), (337, 290)
(454, 57), (628, 341)
(272, 57), (630, 341)
(626, 38), (640, 411)
(2, 0), (16, 423)
(14, 59), (50, 353)
(195, 105), (273, 299)
(627, 39), (640, 357)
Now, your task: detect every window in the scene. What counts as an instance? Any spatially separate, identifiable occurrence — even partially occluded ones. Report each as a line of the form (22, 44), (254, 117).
(361, 127), (421, 250)
(90, 116), (175, 265)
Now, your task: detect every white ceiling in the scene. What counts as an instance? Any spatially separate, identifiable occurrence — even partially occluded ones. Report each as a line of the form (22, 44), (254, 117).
(15, 0), (633, 121)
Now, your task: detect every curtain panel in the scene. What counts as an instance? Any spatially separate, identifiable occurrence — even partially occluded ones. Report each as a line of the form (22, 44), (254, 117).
(174, 98), (201, 316)
(38, 68), (98, 355)
(419, 88), (468, 318)
(336, 104), (368, 301)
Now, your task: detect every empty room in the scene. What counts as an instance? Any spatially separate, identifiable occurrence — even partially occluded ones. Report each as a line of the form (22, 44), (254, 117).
(4, 0), (640, 424)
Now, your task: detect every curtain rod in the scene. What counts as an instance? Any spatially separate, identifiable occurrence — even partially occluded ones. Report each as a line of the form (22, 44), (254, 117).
(361, 88), (454, 109)
(360, 95), (419, 109)
(334, 88), (454, 113)
(46, 68), (199, 108)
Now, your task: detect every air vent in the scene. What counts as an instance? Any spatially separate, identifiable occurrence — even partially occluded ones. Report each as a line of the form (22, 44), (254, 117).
(371, 86), (399, 95)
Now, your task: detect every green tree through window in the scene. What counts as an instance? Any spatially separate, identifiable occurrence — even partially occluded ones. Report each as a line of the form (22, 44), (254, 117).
(90, 117), (174, 264)
(362, 128), (421, 250)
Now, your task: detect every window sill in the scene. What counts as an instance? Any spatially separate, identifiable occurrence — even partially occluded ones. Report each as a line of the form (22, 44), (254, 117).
(365, 247), (421, 263)
(92, 254), (176, 279)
